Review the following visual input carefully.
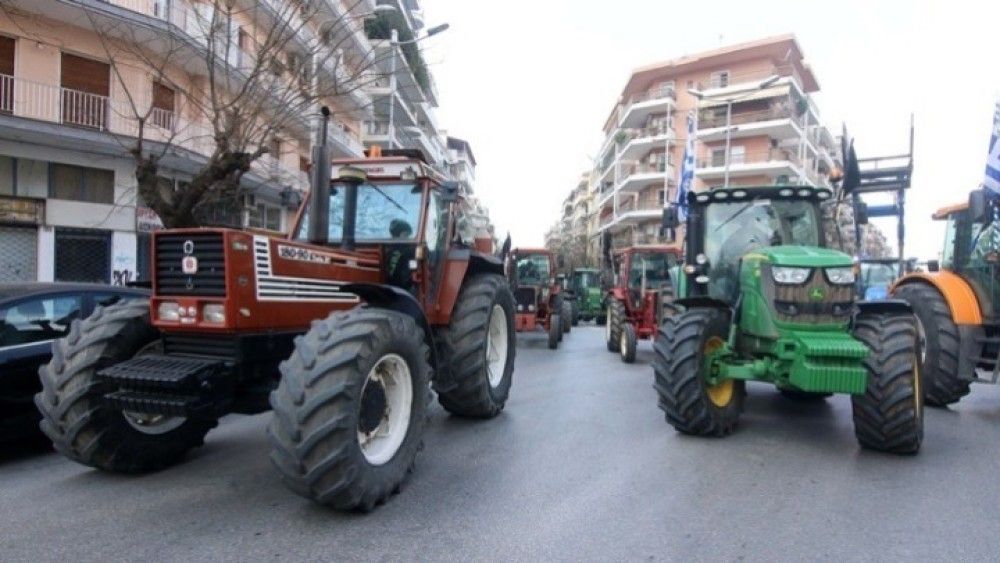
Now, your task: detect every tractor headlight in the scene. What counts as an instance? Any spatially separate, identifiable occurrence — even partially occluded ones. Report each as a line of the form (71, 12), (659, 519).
(203, 304), (226, 324)
(772, 266), (811, 285)
(528, 304), (536, 312)
(824, 267), (856, 285)
(157, 302), (180, 321)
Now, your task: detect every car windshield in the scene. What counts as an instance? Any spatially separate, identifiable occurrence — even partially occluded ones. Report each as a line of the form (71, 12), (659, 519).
(297, 182), (423, 242)
(704, 197), (820, 301)
(628, 253), (674, 289)
(516, 254), (551, 286)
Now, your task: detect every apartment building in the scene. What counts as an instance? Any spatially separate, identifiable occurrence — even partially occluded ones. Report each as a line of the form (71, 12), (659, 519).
(545, 171), (596, 270)
(594, 35), (839, 249)
(446, 136), (476, 194)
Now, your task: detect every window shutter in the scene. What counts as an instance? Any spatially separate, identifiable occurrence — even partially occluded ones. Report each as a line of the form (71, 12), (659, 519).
(152, 81), (175, 111)
(0, 36), (14, 76)
(60, 53), (110, 96)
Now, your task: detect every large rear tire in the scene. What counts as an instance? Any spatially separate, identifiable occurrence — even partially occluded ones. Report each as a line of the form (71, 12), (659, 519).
(606, 300), (625, 352)
(35, 299), (215, 473)
(268, 308), (431, 511)
(851, 312), (923, 454)
(435, 274), (516, 418)
(893, 283), (970, 406)
(653, 308), (744, 436)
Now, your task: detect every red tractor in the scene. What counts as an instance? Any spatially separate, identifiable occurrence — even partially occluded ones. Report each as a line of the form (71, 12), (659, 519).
(603, 245), (682, 363)
(35, 111), (516, 511)
(507, 248), (571, 349)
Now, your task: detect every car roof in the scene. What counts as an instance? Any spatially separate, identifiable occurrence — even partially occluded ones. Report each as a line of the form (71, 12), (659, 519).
(0, 282), (148, 302)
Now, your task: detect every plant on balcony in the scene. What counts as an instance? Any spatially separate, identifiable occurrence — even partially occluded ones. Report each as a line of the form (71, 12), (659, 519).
(364, 10), (432, 97)
(7, 0), (388, 228)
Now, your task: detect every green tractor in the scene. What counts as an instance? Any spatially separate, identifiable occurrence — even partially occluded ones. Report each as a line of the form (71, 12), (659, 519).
(655, 184), (923, 454)
(567, 268), (605, 325)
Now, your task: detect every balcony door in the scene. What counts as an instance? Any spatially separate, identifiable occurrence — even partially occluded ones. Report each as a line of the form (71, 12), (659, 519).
(60, 53), (110, 130)
(0, 36), (13, 114)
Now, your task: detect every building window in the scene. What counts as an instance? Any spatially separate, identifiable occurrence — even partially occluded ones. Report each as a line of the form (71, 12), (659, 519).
(0, 35), (14, 114)
(0, 155), (13, 195)
(60, 53), (110, 129)
(710, 71), (730, 88)
(247, 202), (282, 231)
(151, 81), (175, 129)
(730, 145), (746, 164)
(710, 148), (726, 167)
(49, 163), (114, 204)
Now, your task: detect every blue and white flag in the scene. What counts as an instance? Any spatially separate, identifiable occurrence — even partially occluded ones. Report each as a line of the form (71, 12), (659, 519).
(986, 99), (1000, 195)
(675, 111), (696, 220)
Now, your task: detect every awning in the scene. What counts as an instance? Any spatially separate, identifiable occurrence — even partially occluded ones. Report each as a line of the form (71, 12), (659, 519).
(699, 84), (791, 108)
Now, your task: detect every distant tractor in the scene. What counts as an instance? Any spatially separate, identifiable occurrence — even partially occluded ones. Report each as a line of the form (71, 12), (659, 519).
(603, 245), (682, 363)
(566, 268), (604, 325)
(892, 189), (1000, 406)
(858, 258), (910, 300)
(507, 248), (569, 349)
(35, 111), (517, 511)
(655, 183), (922, 454)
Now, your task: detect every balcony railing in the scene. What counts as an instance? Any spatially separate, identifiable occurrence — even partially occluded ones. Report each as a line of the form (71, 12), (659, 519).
(628, 87), (676, 105)
(698, 105), (801, 130)
(698, 148), (802, 169)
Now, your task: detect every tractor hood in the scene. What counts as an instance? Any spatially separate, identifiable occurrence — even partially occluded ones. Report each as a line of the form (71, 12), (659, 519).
(759, 246), (853, 268)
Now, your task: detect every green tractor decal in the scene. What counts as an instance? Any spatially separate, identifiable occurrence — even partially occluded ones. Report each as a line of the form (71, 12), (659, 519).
(654, 184), (923, 454)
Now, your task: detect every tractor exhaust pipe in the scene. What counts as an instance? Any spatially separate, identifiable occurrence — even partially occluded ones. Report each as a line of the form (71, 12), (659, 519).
(308, 107), (332, 245)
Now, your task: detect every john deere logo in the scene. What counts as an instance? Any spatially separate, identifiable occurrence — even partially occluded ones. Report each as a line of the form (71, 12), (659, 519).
(809, 287), (825, 301)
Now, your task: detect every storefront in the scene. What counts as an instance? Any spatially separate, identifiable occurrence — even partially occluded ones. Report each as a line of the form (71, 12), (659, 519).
(0, 195), (43, 283)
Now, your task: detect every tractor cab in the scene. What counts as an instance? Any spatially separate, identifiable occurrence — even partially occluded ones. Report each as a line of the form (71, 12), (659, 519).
(567, 267), (603, 325)
(932, 194), (1000, 317)
(859, 258), (909, 300)
(507, 248), (567, 348)
(617, 247), (680, 311)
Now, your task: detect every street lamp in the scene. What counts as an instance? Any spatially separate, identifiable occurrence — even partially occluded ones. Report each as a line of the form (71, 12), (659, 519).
(689, 74), (780, 186)
(386, 23), (450, 149)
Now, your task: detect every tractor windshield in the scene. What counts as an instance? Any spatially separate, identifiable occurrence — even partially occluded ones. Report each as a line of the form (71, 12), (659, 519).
(704, 197), (821, 301)
(628, 252), (675, 290)
(516, 255), (551, 286)
(297, 182), (423, 242)
(572, 271), (598, 291)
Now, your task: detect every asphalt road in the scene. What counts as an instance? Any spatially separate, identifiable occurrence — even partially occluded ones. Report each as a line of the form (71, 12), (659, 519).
(3, 326), (1000, 562)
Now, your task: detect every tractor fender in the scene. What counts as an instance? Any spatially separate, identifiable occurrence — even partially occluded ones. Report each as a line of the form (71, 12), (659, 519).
(673, 296), (731, 312)
(855, 299), (912, 317)
(431, 248), (506, 326)
(891, 271), (982, 325)
(341, 283), (439, 370)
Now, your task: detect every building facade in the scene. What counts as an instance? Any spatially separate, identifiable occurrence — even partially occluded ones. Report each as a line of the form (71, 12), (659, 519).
(595, 35), (839, 250)
(545, 171), (596, 271)
(0, 0), (467, 285)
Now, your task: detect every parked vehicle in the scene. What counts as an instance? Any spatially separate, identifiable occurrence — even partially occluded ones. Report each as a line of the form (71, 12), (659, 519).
(655, 183), (922, 454)
(506, 248), (568, 349)
(0, 283), (147, 442)
(36, 114), (516, 511)
(603, 245), (682, 363)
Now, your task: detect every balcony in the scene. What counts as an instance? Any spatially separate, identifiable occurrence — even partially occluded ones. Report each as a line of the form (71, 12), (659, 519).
(599, 196), (662, 231)
(618, 125), (675, 161)
(619, 87), (676, 129)
(618, 160), (673, 193)
(695, 148), (809, 185)
(697, 105), (806, 143)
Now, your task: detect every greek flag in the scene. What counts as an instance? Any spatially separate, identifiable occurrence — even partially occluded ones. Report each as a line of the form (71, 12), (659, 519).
(675, 112), (696, 220)
(986, 99), (1000, 195)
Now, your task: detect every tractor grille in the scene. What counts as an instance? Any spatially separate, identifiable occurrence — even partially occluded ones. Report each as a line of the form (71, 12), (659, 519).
(163, 333), (240, 360)
(155, 232), (226, 297)
(515, 287), (537, 309)
(763, 265), (853, 324)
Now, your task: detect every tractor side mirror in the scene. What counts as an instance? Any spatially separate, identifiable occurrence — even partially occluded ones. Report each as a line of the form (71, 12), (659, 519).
(927, 259), (940, 273)
(440, 181), (461, 203)
(662, 206), (680, 230)
(855, 202), (869, 225)
(969, 189), (990, 224)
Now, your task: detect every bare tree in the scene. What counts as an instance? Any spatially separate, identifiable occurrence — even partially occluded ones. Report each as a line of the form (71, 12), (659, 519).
(3, 0), (391, 228)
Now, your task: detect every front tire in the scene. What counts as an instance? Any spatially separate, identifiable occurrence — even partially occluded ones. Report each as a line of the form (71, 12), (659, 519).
(653, 308), (744, 436)
(893, 283), (969, 406)
(606, 300), (625, 352)
(851, 312), (923, 454)
(268, 308), (431, 511)
(435, 274), (516, 418)
(548, 314), (561, 349)
(35, 299), (215, 473)
(561, 301), (572, 333)
(620, 323), (637, 363)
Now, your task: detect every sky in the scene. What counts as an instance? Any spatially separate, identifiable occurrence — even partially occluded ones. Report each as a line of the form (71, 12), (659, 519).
(420, 0), (999, 259)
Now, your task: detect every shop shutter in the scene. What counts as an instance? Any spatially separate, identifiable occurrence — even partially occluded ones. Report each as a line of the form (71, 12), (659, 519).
(0, 226), (36, 282)
(55, 228), (110, 283)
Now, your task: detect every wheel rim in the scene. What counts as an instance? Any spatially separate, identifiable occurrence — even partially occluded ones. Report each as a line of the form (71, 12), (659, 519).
(914, 315), (927, 365)
(357, 353), (413, 466)
(605, 306), (612, 342)
(122, 340), (187, 435)
(703, 336), (733, 407)
(486, 304), (508, 388)
(620, 329), (628, 356)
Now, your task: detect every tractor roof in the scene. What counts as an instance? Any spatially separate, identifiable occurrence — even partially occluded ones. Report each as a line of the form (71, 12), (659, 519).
(693, 184), (833, 204)
(617, 244), (682, 256)
(512, 247), (552, 256)
(332, 155), (445, 184)
(932, 202), (967, 220)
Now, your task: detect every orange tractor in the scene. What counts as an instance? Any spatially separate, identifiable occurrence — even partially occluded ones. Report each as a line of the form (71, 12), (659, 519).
(603, 243), (682, 363)
(35, 110), (517, 511)
(506, 248), (570, 349)
(891, 189), (1000, 405)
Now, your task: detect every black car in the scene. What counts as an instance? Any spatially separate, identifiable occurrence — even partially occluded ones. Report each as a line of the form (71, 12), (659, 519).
(0, 283), (149, 442)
